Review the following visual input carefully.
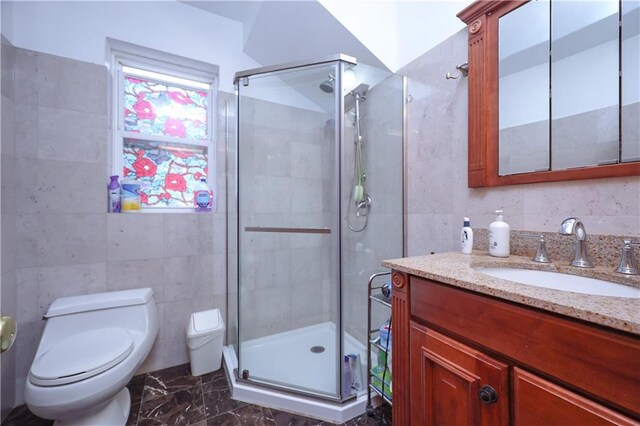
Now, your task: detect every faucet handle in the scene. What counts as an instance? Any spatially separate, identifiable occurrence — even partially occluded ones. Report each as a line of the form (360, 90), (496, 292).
(615, 240), (640, 275)
(524, 234), (552, 263)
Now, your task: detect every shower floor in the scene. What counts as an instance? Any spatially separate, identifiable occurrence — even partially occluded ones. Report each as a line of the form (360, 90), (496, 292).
(240, 322), (366, 397)
(224, 322), (372, 423)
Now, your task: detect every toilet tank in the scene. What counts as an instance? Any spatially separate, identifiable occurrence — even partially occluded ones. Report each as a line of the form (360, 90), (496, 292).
(45, 289), (153, 318)
(38, 289), (158, 348)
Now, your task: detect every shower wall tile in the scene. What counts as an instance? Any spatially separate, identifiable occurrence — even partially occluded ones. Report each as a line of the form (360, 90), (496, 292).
(290, 281), (325, 325)
(17, 213), (108, 267)
(252, 248), (290, 289)
(291, 143), (322, 178)
(1, 96), (15, 157)
(407, 160), (454, 214)
(14, 159), (106, 214)
(14, 48), (38, 106)
(246, 132), (291, 177)
(164, 214), (214, 257)
(36, 52), (108, 114)
(289, 247), (324, 285)
(212, 213), (227, 255)
(164, 255), (216, 302)
(37, 106), (108, 163)
(406, 214), (453, 256)
(35, 263), (108, 311)
(107, 258), (168, 302)
(1, 38), (15, 98)
(290, 177), (324, 214)
(246, 287), (292, 340)
(107, 214), (166, 261)
(16, 268), (40, 324)
(1, 155), (16, 264)
(14, 102), (38, 159)
(212, 253), (227, 296)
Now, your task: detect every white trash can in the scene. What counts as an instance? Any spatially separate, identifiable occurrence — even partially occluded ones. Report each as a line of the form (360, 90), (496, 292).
(187, 309), (225, 376)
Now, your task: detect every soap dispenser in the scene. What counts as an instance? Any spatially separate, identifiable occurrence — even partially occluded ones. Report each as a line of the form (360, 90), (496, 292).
(488, 210), (510, 257)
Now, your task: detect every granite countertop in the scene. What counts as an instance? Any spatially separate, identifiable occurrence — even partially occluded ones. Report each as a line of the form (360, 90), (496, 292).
(382, 251), (640, 335)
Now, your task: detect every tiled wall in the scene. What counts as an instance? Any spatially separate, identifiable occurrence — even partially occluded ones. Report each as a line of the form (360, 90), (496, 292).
(1, 36), (18, 421)
(9, 46), (227, 405)
(401, 29), (640, 257)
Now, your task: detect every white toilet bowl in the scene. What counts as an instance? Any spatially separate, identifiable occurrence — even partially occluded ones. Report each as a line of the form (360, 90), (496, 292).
(25, 288), (159, 426)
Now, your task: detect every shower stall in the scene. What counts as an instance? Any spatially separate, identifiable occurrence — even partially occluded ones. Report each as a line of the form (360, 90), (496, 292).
(225, 55), (404, 421)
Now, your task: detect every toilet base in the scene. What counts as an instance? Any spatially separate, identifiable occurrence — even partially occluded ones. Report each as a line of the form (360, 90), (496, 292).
(53, 387), (131, 426)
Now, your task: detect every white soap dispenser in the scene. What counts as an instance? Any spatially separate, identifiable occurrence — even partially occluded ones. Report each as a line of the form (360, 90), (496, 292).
(461, 217), (473, 254)
(488, 210), (510, 257)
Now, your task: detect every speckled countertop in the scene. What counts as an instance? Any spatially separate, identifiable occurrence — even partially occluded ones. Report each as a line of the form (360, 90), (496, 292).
(382, 251), (640, 335)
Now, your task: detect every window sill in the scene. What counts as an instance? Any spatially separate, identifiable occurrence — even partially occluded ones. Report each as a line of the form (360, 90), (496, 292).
(108, 208), (215, 214)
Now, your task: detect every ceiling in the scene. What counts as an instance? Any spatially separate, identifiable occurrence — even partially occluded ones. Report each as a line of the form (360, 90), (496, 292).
(181, 0), (473, 72)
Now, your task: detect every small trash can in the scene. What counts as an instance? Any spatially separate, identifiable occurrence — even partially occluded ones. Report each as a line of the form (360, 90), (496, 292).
(187, 309), (225, 376)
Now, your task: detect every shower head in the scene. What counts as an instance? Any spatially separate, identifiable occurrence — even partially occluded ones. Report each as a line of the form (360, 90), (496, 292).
(319, 75), (335, 93)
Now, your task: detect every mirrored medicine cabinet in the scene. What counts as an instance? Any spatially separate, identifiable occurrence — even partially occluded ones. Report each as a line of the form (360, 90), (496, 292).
(458, 0), (640, 187)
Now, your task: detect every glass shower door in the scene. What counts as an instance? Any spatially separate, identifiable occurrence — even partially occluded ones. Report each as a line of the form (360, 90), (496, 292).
(236, 63), (341, 399)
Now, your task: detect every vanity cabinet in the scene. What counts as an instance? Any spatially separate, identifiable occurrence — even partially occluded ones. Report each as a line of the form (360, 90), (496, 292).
(409, 323), (509, 425)
(391, 271), (640, 425)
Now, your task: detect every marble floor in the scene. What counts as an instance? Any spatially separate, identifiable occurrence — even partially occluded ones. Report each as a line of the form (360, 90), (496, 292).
(2, 363), (392, 425)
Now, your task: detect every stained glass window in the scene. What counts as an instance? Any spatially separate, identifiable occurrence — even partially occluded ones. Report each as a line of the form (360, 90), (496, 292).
(123, 139), (208, 208)
(123, 76), (208, 140)
(114, 60), (215, 211)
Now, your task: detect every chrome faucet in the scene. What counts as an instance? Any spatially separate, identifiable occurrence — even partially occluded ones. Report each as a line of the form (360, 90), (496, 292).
(559, 218), (593, 268)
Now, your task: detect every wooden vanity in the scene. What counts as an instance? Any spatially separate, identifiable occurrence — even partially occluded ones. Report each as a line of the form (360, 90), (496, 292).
(384, 253), (640, 425)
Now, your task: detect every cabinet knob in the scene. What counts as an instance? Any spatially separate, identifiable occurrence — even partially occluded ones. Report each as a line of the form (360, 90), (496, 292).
(479, 385), (498, 404)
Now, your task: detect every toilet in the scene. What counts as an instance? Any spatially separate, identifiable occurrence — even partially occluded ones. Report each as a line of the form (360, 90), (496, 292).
(25, 288), (159, 426)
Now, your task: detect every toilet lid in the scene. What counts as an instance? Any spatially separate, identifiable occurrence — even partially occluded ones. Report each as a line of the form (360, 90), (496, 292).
(30, 328), (134, 386)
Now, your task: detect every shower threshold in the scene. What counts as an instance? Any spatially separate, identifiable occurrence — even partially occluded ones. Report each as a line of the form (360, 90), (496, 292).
(222, 322), (379, 423)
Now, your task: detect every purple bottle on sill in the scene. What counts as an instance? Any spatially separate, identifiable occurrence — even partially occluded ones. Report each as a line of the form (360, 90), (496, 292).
(108, 175), (121, 213)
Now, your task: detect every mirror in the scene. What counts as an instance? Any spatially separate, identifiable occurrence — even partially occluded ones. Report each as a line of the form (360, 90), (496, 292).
(461, 0), (640, 187)
(499, 0), (550, 176)
(551, 0), (619, 170)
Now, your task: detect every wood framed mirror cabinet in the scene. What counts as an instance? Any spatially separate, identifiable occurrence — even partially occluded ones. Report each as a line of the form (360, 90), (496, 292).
(458, 0), (640, 188)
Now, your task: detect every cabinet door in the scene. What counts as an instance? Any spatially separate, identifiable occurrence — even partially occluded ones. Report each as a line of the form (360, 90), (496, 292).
(513, 368), (639, 426)
(409, 322), (509, 426)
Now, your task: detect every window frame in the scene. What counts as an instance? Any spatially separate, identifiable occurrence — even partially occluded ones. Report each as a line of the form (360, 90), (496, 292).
(108, 39), (219, 212)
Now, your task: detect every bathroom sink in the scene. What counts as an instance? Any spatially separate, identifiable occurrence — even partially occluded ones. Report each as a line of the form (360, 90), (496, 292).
(476, 267), (640, 298)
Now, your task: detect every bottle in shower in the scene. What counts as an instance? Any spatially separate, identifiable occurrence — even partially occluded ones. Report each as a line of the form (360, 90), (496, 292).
(343, 356), (352, 397)
(108, 175), (121, 213)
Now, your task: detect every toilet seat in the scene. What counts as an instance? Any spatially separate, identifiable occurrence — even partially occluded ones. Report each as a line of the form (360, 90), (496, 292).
(30, 328), (134, 386)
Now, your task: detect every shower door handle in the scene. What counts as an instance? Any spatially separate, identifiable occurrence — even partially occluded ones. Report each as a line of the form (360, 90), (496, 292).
(244, 227), (331, 234)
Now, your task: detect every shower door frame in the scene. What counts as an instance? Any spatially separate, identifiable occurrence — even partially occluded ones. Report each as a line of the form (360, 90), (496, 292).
(232, 55), (357, 402)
